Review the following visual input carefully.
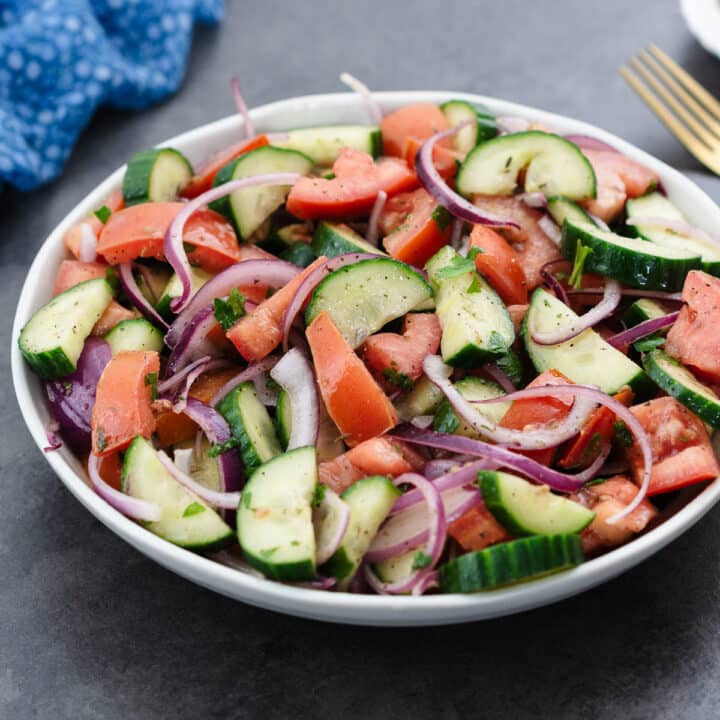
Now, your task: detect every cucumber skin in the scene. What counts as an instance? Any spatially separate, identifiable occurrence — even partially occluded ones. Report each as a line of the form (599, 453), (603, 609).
(311, 222), (381, 258)
(122, 148), (193, 206)
(439, 534), (584, 593)
(275, 390), (292, 448)
(280, 242), (317, 268)
(643, 350), (720, 429)
(561, 220), (701, 292)
(242, 551), (316, 583)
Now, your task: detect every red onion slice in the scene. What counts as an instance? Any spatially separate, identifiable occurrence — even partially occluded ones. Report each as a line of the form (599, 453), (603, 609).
(44, 420), (62, 453)
(270, 348), (319, 449)
(608, 311), (680, 348)
(563, 133), (618, 153)
(164, 174), (302, 314)
(391, 425), (610, 494)
(363, 473), (446, 594)
(366, 484), (479, 563)
(166, 258), (299, 348)
(88, 454), (162, 522)
(157, 450), (241, 509)
(158, 355), (214, 394)
(117, 263), (169, 331)
(280, 252), (380, 351)
(528, 280), (622, 345)
(497, 116), (531, 134)
(230, 76), (255, 139)
(313, 488), (351, 565)
(166, 305), (221, 375)
(450, 217), (464, 250)
(366, 189), (387, 246)
(79, 222), (98, 262)
(253, 373), (279, 407)
(415, 125), (519, 228)
(626, 216), (720, 249)
(171, 358), (232, 413)
(482, 363), (516, 393)
(540, 259), (570, 304)
(538, 214), (562, 246)
(424, 355), (596, 451)
(209, 356), (280, 406)
(519, 191), (548, 209)
(339, 72), (382, 125)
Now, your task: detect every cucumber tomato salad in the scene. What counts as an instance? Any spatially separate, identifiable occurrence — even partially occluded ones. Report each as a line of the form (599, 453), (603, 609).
(19, 80), (720, 595)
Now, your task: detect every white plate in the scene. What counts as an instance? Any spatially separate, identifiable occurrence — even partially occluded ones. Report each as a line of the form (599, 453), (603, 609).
(681, 0), (720, 58)
(12, 91), (720, 626)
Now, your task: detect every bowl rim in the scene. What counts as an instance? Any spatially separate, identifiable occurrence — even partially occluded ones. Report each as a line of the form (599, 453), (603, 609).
(12, 89), (720, 626)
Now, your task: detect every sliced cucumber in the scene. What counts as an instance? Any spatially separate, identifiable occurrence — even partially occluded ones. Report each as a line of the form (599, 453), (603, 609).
(394, 376), (445, 422)
(456, 131), (596, 200)
(312, 487), (350, 565)
(210, 146), (314, 239)
(270, 223), (313, 249)
(372, 549), (418, 585)
(280, 242), (316, 268)
(643, 349), (720, 429)
(547, 196), (596, 228)
(122, 436), (233, 550)
(216, 382), (282, 473)
(311, 221), (386, 258)
(626, 192), (720, 275)
(321, 475), (401, 588)
(440, 100), (498, 153)
(480, 470), (595, 536)
(561, 219), (701, 291)
(135, 263), (172, 305)
(19, 278), (114, 379)
(273, 125), (381, 164)
(156, 266), (213, 319)
(523, 288), (648, 394)
(434, 376), (509, 437)
(122, 148), (193, 206)
(104, 318), (163, 355)
(426, 246), (515, 367)
(623, 298), (671, 328)
(275, 389), (292, 449)
(305, 257), (432, 348)
(174, 437), (222, 492)
(439, 534), (584, 593)
(236, 446), (317, 581)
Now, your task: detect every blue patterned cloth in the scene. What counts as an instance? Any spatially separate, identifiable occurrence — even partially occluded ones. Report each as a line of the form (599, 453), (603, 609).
(0, 0), (224, 191)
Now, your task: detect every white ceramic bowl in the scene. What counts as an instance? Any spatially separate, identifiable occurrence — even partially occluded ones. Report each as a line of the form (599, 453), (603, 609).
(681, 0), (720, 59)
(12, 91), (720, 626)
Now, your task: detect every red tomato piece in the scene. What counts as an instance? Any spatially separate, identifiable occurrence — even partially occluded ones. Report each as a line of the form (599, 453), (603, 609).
(53, 260), (108, 296)
(448, 501), (512, 552)
(380, 103), (450, 158)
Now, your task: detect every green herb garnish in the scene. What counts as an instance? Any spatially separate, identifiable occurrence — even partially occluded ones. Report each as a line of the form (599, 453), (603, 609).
(568, 240), (592, 289)
(213, 288), (246, 331)
(93, 205), (111, 224)
(182, 502), (205, 518)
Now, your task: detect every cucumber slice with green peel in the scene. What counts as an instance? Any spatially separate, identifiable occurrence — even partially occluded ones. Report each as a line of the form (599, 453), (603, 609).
(305, 257), (433, 348)
(561, 219), (701, 291)
(626, 193), (720, 276)
(210, 146), (314, 239)
(479, 471), (595, 536)
(156, 266), (213, 320)
(394, 376), (445, 422)
(311, 221), (386, 258)
(122, 436), (233, 550)
(174, 437), (222, 492)
(216, 382), (283, 473)
(104, 318), (163, 355)
(439, 534), (584, 593)
(321, 475), (401, 588)
(275, 389), (292, 449)
(19, 278), (114, 379)
(434, 376), (509, 438)
(135, 264), (172, 305)
(270, 223), (313, 249)
(643, 349), (720, 429)
(426, 246), (515, 367)
(440, 100), (498, 153)
(273, 125), (382, 164)
(456, 131), (596, 200)
(236, 446), (318, 581)
(122, 148), (193, 206)
(372, 549), (418, 585)
(523, 288), (649, 394)
(623, 298), (673, 351)
(547, 196), (597, 228)
(280, 242), (317, 268)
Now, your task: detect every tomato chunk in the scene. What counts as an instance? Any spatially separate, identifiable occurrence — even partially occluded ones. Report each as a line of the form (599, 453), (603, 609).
(318, 437), (413, 494)
(625, 396), (719, 495)
(91, 351), (159, 456)
(306, 311), (398, 446)
(403, 136), (459, 179)
(666, 270), (720, 383)
(499, 369), (573, 466)
(448, 501), (511, 552)
(468, 224), (528, 306)
(380, 103), (450, 158)
(181, 134), (270, 198)
(381, 188), (452, 267)
(362, 312), (441, 383)
(91, 301), (136, 337)
(53, 260), (108, 296)
(286, 148), (417, 220)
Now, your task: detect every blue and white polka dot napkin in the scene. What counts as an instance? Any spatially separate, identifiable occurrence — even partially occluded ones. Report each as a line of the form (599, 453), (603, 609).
(0, 0), (223, 191)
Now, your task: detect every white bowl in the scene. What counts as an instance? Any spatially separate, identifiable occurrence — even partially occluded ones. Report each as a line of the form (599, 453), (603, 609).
(12, 91), (720, 626)
(681, 0), (720, 59)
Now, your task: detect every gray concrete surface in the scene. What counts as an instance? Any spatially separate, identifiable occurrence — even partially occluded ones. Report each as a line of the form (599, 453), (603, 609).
(3, 1), (720, 717)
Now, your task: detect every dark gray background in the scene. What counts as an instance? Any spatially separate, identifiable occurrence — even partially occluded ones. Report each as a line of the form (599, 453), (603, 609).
(3, 1), (720, 718)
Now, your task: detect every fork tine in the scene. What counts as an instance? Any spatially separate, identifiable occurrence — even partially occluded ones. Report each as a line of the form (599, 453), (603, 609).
(638, 50), (720, 141)
(647, 44), (720, 121)
(630, 56), (720, 145)
(619, 65), (713, 162)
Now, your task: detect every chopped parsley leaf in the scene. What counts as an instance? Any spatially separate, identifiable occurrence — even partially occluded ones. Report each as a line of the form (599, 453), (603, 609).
(182, 502), (205, 518)
(93, 205), (111, 224)
(144, 372), (158, 401)
(208, 437), (241, 458)
(568, 240), (593, 289)
(412, 551), (432, 570)
(312, 484), (327, 508)
(383, 367), (413, 391)
(614, 421), (634, 448)
(96, 427), (107, 453)
(213, 288), (246, 331)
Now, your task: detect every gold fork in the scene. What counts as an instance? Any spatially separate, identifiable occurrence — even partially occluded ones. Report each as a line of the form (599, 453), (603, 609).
(620, 45), (720, 175)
